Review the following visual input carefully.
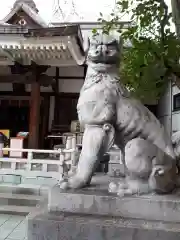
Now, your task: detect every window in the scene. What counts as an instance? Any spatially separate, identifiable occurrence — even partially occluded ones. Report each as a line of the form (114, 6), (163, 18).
(173, 93), (180, 111)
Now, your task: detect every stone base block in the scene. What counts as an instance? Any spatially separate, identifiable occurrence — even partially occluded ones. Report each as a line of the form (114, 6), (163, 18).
(27, 209), (180, 240)
(2, 174), (21, 184)
(27, 174), (180, 240)
(48, 174), (180, 223)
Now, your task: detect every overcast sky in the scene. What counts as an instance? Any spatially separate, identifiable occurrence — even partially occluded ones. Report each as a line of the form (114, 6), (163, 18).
(0, 0), (173, 24)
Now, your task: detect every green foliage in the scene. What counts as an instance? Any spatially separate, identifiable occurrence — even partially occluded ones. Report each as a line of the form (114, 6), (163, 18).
(97, 0), (180, 103)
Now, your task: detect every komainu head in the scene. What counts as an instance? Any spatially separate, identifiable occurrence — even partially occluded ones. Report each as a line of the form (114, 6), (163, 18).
(87, 34), (120, 65)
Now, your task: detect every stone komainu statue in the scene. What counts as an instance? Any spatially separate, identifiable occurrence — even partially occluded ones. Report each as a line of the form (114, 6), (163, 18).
(60, 34), (180, 196)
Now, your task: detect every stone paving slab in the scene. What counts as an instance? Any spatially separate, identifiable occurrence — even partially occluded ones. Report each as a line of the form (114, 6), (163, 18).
(27, 210), (180, 240)
(0, 214), (26, 240)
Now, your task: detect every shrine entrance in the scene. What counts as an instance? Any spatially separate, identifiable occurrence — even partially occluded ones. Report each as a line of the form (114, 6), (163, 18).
(0, 95), (50, 148)
(53, 93), (79, 133)
(0, 97), (30, 137)
(0, 0), (86, 149)
(0, 25), (86, 149)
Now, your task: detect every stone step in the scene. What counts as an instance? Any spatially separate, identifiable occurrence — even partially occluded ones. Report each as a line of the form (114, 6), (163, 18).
(0, 183), (49, 215)
(49, 174), (180, 223)
(0, 205), (36, 215)
(28, 210), (180, 240)
(0, 193), (44, 206)
(0, 183), (49, 196)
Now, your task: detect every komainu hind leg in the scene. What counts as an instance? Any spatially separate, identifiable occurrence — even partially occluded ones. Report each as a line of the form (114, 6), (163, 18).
(109, 138), (177, 196)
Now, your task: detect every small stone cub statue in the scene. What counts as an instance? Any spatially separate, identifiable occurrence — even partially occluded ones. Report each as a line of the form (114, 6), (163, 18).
(60, 34), (180, 196)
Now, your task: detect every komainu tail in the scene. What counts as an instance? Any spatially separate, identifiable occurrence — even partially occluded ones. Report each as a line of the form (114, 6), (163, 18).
(172, 131), (180, 159)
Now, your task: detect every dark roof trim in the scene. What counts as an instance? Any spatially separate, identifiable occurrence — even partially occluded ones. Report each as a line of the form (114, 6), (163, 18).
(25, 25), (79, 37)
(25, 25), (85, 55)
(52, 21), (132, 26)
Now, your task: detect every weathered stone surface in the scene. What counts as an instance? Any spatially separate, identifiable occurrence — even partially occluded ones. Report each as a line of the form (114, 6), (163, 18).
(108, 163), (125, 177)
(27, 175), (180, 240)
(2, 174), (21, 184)
(27, 209), (180, 240)
(108, 149), (125, 177)
(49, 175), (180, 223)
(59, 34), (180, 197)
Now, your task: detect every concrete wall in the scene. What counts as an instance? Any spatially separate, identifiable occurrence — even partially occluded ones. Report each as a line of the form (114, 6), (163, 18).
(158, 82), (180, 135)
(172, 85), (180, 133)
(157, 81), (172, 136)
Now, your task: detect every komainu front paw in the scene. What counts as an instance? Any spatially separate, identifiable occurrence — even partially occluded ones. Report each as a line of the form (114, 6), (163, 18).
(109, 179), (150, 197)
(59, 180), (69, 190)
(108, 181), (133, 196)
(109, 181), (135, 196)
(59, 175), (88, 190)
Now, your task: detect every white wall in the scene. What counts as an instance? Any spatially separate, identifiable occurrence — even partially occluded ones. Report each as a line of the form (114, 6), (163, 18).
(25, 79), (83, 93)
(59, 79), (83, 93)
(0, 83), (13, 91)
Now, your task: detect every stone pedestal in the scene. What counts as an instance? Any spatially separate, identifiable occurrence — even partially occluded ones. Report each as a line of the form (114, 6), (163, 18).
(27, 175), (180, 240)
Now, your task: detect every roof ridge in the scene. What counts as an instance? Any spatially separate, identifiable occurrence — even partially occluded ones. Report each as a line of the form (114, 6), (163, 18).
(13, 0), (38, 13)
(3, 2), (48, 28)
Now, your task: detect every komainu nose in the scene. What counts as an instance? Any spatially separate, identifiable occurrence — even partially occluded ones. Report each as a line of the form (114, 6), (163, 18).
(102, 45), (108, 55)
(95, 45), (108, 55)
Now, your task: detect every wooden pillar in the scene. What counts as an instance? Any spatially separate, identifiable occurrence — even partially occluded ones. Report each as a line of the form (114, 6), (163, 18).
(53, 67), (60, 126)
(28, 81), (41, 149)
(39, 97), (50, 148)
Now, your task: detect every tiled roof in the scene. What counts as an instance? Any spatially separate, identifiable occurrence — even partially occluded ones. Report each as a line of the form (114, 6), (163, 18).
(13, 0), (38, 12)
(0, 25), (86, 66)
(3, 2), (48, 28)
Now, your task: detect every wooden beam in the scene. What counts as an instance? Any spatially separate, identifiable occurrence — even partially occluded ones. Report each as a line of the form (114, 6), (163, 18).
(58, 76), (84, 80)
(0, 75), (29, 83)
(10, 62), (49, 75)
(39, 96), (50, 148)
(28, 81), (41, 149)
(0, 91), (79, 98)
(52, 67), (59, 93)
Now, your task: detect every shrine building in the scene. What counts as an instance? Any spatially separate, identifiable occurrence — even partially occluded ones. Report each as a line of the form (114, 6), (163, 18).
(0, 0), (132, 149)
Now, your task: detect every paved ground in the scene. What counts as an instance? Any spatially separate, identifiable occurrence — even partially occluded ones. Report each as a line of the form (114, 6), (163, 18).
(0, 214), (26, 240)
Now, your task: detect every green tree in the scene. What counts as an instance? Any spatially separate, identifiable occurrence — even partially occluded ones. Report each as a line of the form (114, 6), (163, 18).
(96, 0), (180, 103)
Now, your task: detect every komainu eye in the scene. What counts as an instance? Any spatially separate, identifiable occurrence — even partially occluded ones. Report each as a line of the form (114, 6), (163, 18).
(107, 45), (116, 51)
